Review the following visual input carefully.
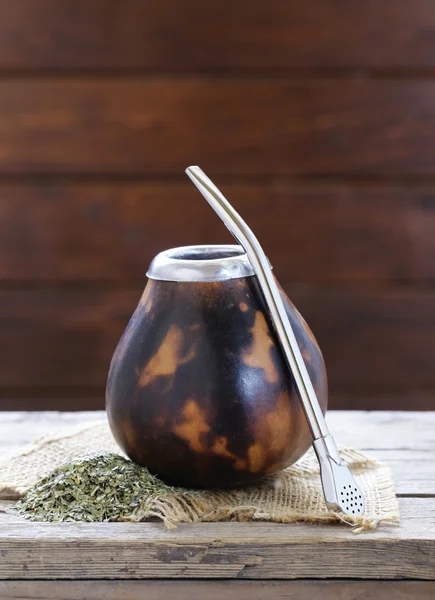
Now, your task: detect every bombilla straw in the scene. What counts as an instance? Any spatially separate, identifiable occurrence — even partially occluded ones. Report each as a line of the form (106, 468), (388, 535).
(186, 165), (366, 517)
(186, 165), (328, 440)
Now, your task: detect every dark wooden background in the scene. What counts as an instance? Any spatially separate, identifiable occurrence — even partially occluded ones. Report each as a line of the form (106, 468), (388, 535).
(1, 0), (434, 411)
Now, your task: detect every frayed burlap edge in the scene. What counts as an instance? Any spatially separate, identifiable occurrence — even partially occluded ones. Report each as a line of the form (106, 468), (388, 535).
(124, 456), (399, 533)
(0, 420), (400, 532)
(0, 421), (120, 499)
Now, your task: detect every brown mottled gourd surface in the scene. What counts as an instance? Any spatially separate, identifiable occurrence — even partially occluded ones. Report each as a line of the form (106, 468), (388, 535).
(106, 276), (327, 488)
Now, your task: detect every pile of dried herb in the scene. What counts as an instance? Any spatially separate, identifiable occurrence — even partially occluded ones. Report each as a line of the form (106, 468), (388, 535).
(15, 453), (173, 522)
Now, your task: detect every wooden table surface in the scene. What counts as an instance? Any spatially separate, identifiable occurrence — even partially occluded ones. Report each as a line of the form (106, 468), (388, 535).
(0, 410), (434, 599)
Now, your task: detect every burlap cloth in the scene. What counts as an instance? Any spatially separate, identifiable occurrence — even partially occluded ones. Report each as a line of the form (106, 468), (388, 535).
(0, 419), (399, 531)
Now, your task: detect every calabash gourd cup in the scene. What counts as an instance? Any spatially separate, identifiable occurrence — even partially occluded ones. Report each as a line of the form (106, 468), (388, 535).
(106, 245), (327, 488)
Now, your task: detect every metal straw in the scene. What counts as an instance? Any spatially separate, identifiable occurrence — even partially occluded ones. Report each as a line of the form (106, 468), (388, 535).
(186, 166), (365, 517)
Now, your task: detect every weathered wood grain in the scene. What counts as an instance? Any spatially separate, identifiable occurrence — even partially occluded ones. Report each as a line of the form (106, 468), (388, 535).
(3, 79), (435, 175)
(0, 287), (434, 395)
(1, 182), (435, 284)
(0, 412), (432, 581)
(2, 1), (435, 71)
(329, 411), (435, 452)
(2, 411), (433, 453)
(0, 498), (433, 580)
(1, 580), (434, 600)
(0, 411), (104, 455)
(0, 448), (431, 498)
(375, 450), (435, 496)
(1, 412), (434, 496)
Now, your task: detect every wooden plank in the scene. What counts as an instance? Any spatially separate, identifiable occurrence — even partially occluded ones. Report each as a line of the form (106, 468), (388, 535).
(0, 288), (137, 388)
(0, 287), (434, 393)
(0, 412), (431, 582)
(0, 396), (105, 413)
(2, 393), (433, 413)
(1, 182), (435, 284)
(294, 288), (435, 390)
(1, 448), (432, 498)
(329, 411), (435, 452)
(1, 412), (434, 497)
(2, 1), (435, 71)
(0, 498), (433, 580)
(0, 411), (105, 455)
(1, 580), (434, 600)
(0, 502), (26, 523)
(2, 411), (433, 453)
(375, 450), (435, 496)
(3, 79), (435, 175)
(331, 391), (435, 411)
